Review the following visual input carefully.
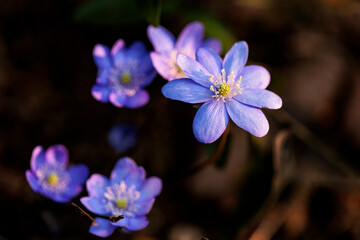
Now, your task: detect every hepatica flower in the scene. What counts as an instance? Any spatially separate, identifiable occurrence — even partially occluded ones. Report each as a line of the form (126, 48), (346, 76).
(162, 41), (282, 143)
(25, 145), (89, 203)
(147, 21), (222, 81)
(92, 39), (156, 108)
(81, 157), (162, 237)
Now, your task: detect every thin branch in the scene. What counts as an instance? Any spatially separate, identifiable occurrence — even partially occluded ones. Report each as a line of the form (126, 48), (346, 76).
(69, 202), (98, 226)
(269, 109), (360, 182)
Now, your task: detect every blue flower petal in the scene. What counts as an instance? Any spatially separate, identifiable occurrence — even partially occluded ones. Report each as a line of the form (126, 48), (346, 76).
(109, 91), (127, 108)
(196, 47), (222, 78)
(234, 89), (282, 109)
(93, 44), (112, 68)
(147, 25), (175, 54)
(110, 157), (137, 185)
(139, 69), (156, 88)
(96, 69), (109, 85)
(201, 38), (222, 55)
(239, 65), (271, 89)
(110, 39), (125, 57)
(175, 22), (204, 58)
(138, 177), (162, 201)
(45, 144), (68, 168)
(63, 184), (82, 199)
(86, 174), (109, 198)
(51, 193), (72, 203)
(223, 41), (248, 79)
(150, 52), (173, 80)
(124, 166), (146, 189)
(126, 216), (149, 231)
(177, 54), (211, 88)
(92, 84), (111, 103)
(67, 164), (89, 185)
(81, 197), (111, 215)
(111, 216), (129, 227)
(162, 78), (213, 103)
(30, 146), (45, 171)
(90, 218), (116, 238)
(225, 99), (269, 137)
(127, 41), (147, 60)
(193, 100), (229, 143)
(113, 48), (126, 69)
(26, 170), (41, 192)
(134, 198), (155, 216)
(123, 90), (149, 109)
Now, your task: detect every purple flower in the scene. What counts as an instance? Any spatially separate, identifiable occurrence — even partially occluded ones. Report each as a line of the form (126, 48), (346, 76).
(147, 21), (222, 81)
(92, 39), (156, 108)
(107, 123), (137, 153)
(25, 145), (89, 203)
(80, 157), (162, 237)
(162, 41), (282, 143)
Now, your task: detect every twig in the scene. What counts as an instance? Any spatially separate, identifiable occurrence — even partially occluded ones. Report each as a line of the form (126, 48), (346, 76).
(269, 109), (360, 182)
(69, 202), (98, 226)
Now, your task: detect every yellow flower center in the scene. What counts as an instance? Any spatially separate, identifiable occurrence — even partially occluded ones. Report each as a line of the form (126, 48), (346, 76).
(120, 72), (131, 84)
(209, 69), (243, 102)
(47, 173), (59, 185)
(218, 83), (230, 96)
(115, 198), (128, 209)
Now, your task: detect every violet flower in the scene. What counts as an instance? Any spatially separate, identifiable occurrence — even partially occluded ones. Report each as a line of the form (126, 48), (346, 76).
(162, 41), (282, 143)
(147, 21), (222, 81)
(80, 157), (162, 237)
(92, 39), (156, 108)
(25, 145), (89, 203)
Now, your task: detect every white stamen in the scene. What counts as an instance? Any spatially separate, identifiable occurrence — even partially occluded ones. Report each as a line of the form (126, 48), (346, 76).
(209, 69), (243, 102)
(104, 180), (141, 217)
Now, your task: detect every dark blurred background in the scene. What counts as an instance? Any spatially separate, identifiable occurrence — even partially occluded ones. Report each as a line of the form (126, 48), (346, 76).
(1, 0), (360, 239)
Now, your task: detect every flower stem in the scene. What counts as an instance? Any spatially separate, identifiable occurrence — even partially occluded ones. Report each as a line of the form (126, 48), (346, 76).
(69, 202), (124, 225)
(69, 202), (98, 226)
(186, 125), (231, 176)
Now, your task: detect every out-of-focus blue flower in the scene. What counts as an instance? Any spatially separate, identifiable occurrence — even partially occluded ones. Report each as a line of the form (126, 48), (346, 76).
(162, 41), (282, 143)
(147, 21), (222, 81)
(92, 39), (156, 108)
(108, 123), (137, 153)
(25, 145), (89, 203)
(81, 157), (162, 237)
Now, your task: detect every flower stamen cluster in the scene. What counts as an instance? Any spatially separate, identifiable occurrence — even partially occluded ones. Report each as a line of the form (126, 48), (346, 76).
(103, 180), (140, 217)
(209, 69), (243, 102)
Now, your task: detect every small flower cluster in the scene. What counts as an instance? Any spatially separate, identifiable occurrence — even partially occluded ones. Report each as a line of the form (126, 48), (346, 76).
(91, 21), (282, 143)
(26, 20), (282, 238)
(26, 145), (162, 237)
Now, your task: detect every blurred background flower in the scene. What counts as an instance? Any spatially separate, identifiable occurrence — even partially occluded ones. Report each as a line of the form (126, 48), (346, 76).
(92, 39), (156, 108)
(148, 21), (222, 81)
(26, 144), (89, 203)
(107, 122), (138, 154)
